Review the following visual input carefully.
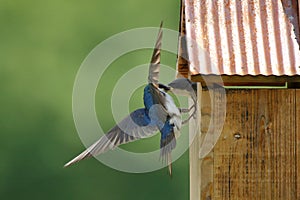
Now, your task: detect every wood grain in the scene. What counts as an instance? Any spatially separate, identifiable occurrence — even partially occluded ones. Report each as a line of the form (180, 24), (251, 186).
(296, 90), (300, 200)
(190, 83), (201, 200)
(199, 89), (213, 200)
(212, 89), (298, 199)
(190, 86), (227, 200)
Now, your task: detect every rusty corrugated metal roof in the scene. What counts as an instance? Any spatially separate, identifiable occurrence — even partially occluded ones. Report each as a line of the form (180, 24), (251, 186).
(281, 0), (300, 45)
(178, 0), (300, 76)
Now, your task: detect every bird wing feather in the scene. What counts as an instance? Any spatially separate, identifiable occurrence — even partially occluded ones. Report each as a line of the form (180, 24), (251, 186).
(148, 21), (163, 85)
(64, 108), (158, 167)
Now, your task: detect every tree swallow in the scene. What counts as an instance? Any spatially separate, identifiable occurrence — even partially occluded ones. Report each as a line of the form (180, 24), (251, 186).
(64, 22), (195, 176)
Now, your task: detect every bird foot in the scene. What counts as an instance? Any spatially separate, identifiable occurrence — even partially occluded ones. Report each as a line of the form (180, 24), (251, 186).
(180, 104), (197, 125)
(179, 104), (195, 113)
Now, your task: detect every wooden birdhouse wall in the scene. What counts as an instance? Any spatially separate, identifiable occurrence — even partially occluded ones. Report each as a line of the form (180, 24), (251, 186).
(190, 88), (300, 200)
(182, 0), (300, 199)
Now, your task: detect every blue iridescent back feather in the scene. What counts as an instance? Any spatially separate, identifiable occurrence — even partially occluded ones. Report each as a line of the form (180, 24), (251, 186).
(143, 84), (176, 151)
(143, 84), (155, 111)
(160, 118), (174, 140)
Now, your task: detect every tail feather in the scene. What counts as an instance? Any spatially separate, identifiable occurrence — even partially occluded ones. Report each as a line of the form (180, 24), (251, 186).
(160, 132), (176, 176)
(168, 153), (172, 176)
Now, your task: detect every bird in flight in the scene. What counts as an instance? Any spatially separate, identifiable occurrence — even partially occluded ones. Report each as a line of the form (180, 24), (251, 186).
(64, 22), (196, 176)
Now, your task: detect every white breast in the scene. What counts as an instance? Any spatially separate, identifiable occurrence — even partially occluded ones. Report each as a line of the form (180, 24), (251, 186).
(164, 93), (180, 116)
(163, 92), (182, 136)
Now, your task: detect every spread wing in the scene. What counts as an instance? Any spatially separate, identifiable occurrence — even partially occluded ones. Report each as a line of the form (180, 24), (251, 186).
(148, 21), (163, 85)
(64, 108), (158, 167)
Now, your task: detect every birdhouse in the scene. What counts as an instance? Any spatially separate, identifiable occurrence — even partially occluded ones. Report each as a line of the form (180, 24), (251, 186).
(177, 0), (300, 199)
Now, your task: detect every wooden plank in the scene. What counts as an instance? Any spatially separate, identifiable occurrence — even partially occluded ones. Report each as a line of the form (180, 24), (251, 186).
(191, 75), (300, 87)
(190, 83), (201, 200)
(199, 89), (213, 200)
(212, 89), (298, 199)
(190, 86), (227, 200)
(297, 90), (300, 200)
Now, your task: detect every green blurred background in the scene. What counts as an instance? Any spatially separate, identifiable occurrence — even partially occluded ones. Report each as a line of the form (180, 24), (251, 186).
(0, 0), (190, 199)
